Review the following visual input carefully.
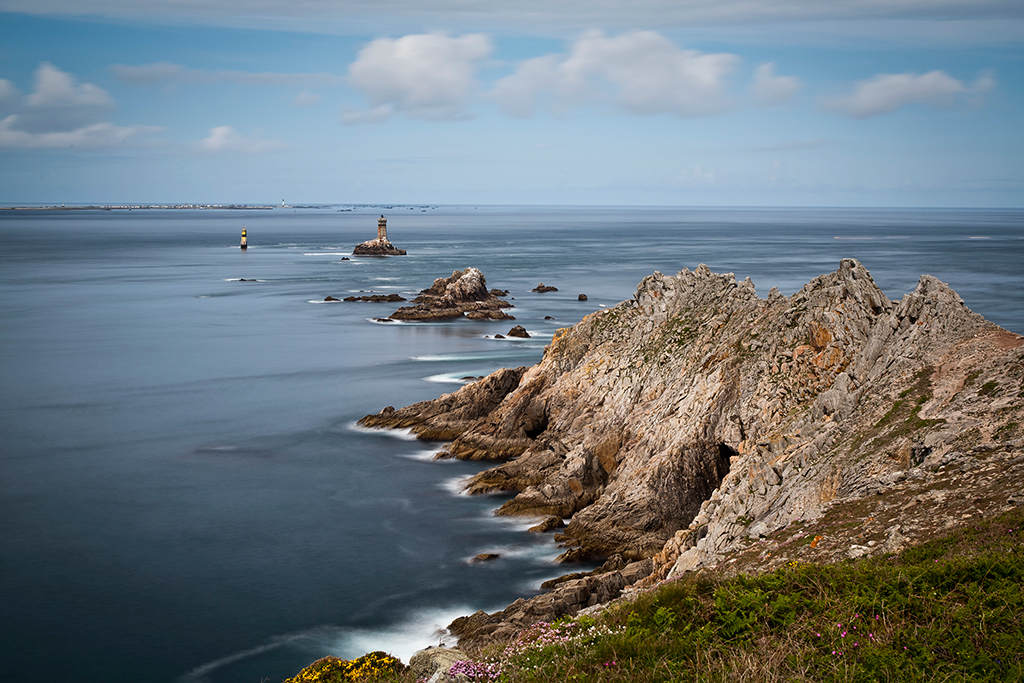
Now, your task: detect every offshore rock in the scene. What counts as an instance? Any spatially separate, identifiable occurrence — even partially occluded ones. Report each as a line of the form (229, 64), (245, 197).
(507, 325), (530, 338)
(532, 283), (558, 293)
(389, 268), (515, 321)
(352, 237), (406, 256)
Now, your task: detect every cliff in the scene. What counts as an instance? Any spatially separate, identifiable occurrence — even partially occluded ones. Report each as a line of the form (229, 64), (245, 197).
(359, 259), (1024, 649)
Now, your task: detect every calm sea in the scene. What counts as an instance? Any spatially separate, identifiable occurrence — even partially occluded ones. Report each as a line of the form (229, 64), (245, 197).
(1, 206), (1022, 683)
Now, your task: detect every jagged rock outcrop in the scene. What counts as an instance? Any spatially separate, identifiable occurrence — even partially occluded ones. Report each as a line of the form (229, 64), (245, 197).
(358, 367), (527, 442)
(449, 558), (653, 652)
(362, 259), (1023, 560)
(388, 268), (515, 321)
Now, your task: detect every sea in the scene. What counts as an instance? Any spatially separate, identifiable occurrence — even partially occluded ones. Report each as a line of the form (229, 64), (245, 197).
(1, 206), (1022, 683)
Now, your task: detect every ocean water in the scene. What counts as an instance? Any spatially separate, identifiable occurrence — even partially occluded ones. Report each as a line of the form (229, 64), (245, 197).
(1, 206), (1021, 683)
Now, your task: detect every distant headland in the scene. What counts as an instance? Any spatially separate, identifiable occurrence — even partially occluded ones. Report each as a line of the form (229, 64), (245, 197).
(1, 204), (277, 211)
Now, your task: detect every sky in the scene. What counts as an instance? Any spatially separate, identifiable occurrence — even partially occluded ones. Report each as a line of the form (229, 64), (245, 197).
(0, 1), (1021, 206)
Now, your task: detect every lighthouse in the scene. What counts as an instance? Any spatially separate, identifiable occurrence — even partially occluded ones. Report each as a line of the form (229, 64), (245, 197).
(377, 215), (387, 241)
(240, 227), (248, 250)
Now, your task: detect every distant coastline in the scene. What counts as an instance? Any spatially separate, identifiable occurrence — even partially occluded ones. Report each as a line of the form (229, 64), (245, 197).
(1, 204), (279, 211)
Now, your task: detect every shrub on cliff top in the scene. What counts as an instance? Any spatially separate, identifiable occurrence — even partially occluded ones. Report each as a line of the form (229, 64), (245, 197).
(283, 651), (404, 683)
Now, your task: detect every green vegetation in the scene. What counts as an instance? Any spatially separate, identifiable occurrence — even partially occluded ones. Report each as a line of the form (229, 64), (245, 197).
(851, 367), (945, 454)
(979, 381), (999, 397)
(285, 511), (1024, 683)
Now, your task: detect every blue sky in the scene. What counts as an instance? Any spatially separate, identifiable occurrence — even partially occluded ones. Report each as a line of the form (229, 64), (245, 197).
(0, 1), (1021, 206)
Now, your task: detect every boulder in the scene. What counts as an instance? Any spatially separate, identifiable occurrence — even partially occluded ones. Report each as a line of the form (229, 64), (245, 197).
(578, 294), (588, 301)
(408, 647), (471, 681)
(507, 326), (530, 338)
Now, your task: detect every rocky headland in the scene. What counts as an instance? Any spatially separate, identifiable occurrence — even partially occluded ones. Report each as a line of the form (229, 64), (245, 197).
(388, 268), (515, 321)
(359, 259), (1024, 652)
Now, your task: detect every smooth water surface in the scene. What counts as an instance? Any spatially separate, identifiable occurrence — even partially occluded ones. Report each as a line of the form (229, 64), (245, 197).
(1, 206), (1021, 683)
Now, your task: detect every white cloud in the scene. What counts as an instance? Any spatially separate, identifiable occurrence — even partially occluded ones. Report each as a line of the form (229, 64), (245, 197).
(0, 79), (21, 110)
(751, 62), (801, 105)
(0, 63), (162, 149)
(292, 90), (322, 107)
(112, 62), (344, 88)
(15, 62), (114, 134)
(824, 70), (995, 118)
(343, 32), (492, 122)
(0, 117), (162, 149)
(198, 125), (284, 153)
(492, 30), (739, 118)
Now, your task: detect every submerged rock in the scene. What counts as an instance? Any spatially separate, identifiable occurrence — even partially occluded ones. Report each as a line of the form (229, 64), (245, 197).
(324, 296), (340, 302)
(343, 293), (407, 302)
(470, 553), (500, 563)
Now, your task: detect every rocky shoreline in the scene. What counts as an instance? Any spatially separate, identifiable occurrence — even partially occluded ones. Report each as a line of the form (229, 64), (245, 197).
(357, 258), (1024, 655)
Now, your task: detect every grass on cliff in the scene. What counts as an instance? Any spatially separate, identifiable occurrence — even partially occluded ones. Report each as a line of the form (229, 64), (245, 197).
(286, 509), (1024, 683)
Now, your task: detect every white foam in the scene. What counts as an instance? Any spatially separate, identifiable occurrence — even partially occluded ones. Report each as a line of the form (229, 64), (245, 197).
(424, 372), (479, 384)
(337, 606), (473, 661)
(303, 252), (350, 255)
(482, 514), (547, 532)
(349, 422), (419, 441)
(412, 352), (511, 362)
(308, 299), (343, 304)
(399, 447), (445, 462)
(368, 317), (406, 325)
(440, 475), (472, 496)
(467, 541), (562, 564)
(968, 236), (992, 239)
(174, 607), (475, 683)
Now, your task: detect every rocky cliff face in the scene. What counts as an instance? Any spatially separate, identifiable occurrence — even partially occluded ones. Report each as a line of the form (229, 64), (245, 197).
(360, 259), (1024, 645)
